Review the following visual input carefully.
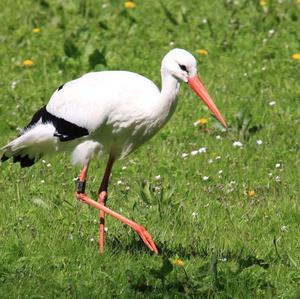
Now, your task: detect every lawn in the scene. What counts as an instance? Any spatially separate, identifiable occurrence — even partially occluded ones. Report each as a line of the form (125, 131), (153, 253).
(0, 0), (299, 298)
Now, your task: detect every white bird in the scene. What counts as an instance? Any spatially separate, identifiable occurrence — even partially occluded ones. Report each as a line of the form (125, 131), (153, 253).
(1, 48), (227, 255)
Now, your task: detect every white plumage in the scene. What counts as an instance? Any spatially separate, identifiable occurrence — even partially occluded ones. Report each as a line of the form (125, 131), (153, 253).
(47, 71), (160, 131)
(2, 124), (56, 161)
(46, 69), (183, 165)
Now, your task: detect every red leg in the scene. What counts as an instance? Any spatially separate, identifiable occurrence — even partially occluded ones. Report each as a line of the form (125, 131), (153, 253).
(74, 154), (158, 255)
(76, 192), (158, 255)
(98, 191), (107, 254)
(98, 154), (114, 255)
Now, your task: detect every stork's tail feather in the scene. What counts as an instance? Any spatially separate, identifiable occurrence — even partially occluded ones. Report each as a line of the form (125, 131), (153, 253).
(1, 152), (37, 168)
(1, 154), (9, 163)
(1, 124), (57, 168)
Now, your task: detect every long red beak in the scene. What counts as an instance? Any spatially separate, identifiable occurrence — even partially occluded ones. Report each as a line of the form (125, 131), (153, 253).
(188, 76), (227, 128)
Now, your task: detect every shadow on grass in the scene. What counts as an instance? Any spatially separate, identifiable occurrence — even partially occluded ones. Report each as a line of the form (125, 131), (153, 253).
(124, 253), (273, 298)
(106, 237), (208, 258)
(106, 237), (274, 297)
(107, 237), (268, 268)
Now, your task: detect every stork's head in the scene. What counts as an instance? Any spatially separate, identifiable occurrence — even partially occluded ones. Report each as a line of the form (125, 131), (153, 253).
(162, 48), (227, 128)
(162, 48), (197, 82)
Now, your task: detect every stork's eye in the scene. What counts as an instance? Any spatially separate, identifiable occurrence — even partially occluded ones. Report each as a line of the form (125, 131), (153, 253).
(179, 64), (188, 72)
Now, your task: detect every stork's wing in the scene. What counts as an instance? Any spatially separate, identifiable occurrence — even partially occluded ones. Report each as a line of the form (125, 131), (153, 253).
(46, 71), (160, 133)
(24, 105), (89, 142)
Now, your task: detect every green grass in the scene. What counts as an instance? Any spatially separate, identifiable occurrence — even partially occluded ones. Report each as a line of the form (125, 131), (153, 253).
(1, 0), (300, 298)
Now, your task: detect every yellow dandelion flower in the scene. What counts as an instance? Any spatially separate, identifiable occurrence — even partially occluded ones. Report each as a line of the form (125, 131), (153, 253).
(194, 117), (209, 126)
(259, 0), (267, 7)
(246, 190), (256, 197)
(32, 28), (40, 33)
(124, 1), (135, 9)
(23, 59), (34, 66)
(292, 53), (300, 60)
(198, 117), (208, 125)
(196, 49), (208, 56)
(172, 259), (185, 266)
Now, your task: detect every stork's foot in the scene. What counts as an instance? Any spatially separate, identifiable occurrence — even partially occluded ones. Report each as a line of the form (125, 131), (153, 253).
(132, 224), (158, 255)
(75, 192), (158, 255)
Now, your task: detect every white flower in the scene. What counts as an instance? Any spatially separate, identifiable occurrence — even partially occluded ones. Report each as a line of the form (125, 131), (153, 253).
(208, 159), (213, 164)
(122, 166), (127, 170)
(125, 186), (130, 191)
(90, 238), (95, 242)
(261, 66), (266, 71)
(40, 180), (45, 184)
(233, 141), (243, 148)
(101, 3), (107, 8)
(104, 227), (108, 232)
(182, 153), (189, 158)
(117, 180), (123, 185)
(169, 41), (175, 46)
(218, 170), (223, 174)
(198, 147), (207, 154)
(46, 163), (51, 167)
(280, 225), (288, 232)
(268, 29), (275, 36)
(275, 176), (281, 182)
(275, 163), (281, 168)
(203, 176), (209, 181)
(256, 140), (263, 145)
(215, 156), (221, 160)
(216, 135), (222, 140)
(11, 81), (17, 89)
(192, 211), (199, 218)
(155, 175), (161, 180)
(191, 150), (198, 156)
(202, 18), (207, 24)
(269, 101), (276, 106)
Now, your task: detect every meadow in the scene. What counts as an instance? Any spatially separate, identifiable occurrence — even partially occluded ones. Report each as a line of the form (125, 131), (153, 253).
(0, 0), (300, 298)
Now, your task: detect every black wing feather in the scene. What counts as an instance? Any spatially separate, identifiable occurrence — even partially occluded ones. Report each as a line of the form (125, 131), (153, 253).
(25, 105), (89, 141)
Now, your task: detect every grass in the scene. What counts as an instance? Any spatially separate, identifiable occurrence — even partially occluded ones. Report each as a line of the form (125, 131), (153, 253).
(0, 0), (300, 297)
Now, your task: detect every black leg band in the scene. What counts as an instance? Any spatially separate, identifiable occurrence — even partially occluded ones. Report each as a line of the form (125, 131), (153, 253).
(76, 179), (86, 193)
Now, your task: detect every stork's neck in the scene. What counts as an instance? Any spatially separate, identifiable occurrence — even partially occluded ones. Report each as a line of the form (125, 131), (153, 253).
(158, 70), (180, 118)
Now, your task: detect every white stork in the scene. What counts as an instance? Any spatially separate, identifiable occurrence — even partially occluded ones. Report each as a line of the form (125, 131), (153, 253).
(1, 48), (227, 255)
